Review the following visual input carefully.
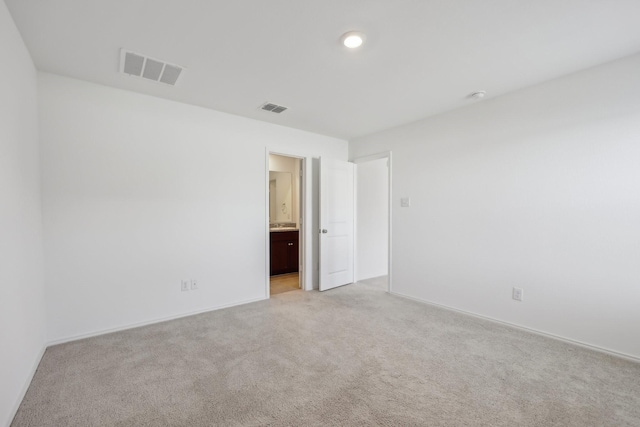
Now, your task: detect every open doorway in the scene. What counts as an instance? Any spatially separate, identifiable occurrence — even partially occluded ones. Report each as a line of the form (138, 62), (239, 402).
(268, 153), (303, 296)
(354, 152), (392, 292)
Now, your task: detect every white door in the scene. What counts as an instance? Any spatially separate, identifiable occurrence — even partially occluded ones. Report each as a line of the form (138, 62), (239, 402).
(319, 158), (355, 291)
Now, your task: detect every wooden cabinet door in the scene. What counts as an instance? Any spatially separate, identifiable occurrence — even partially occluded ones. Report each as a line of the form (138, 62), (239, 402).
(270, 239), (289, 275)
(289, 238), (299, 273)
(270, 231), (299, 275)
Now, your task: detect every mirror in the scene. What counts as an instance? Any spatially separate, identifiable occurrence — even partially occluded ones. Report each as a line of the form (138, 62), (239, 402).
(269, 171), (292, 224)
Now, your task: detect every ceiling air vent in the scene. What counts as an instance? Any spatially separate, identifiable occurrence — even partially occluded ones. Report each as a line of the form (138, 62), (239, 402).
(120, 49), (185, 86)
(261, 102), (288, 114)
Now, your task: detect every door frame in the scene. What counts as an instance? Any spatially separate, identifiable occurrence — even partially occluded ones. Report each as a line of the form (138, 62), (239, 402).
(352, 151), (393, 293)
(265, 149), (308, 297)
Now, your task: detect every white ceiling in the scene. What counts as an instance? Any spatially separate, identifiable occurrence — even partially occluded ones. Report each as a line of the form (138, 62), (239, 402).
(6, 0), (640, 140)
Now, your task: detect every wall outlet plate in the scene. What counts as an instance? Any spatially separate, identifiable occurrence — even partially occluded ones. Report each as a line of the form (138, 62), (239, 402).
(401, 197), (411, 207)
(190, 279), (198, 290)
(181, 280), (189, 292)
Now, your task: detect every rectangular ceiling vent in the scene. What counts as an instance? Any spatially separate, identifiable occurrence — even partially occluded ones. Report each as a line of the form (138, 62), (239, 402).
(119, 49), (185, 86)
(260, 102), (288, 114)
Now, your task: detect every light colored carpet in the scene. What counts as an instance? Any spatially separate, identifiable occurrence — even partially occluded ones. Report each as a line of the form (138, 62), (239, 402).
(12, 279), (640, 426)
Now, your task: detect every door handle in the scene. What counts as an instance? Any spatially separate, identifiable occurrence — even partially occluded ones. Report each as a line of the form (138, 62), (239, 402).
(320, 229), (328, 234)
(288, 242), (293, 246)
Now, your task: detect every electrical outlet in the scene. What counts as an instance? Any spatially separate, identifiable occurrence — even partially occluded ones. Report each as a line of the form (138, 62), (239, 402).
(190, 279), (198, 290)
(181, 280), (189, 292)
(512, 287), (523, 301)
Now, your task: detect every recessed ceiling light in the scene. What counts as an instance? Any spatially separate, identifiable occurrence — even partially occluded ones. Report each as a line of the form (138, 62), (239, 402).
(341, 31), (366, 49)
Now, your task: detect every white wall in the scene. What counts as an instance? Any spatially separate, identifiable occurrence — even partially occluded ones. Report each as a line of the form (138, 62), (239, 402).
(356, 158), (388, 280)
(350, 53), (640, 359)
(269, 154), (300, 227)
(39, 72), (347, 342)
(0, 3), (46, 426)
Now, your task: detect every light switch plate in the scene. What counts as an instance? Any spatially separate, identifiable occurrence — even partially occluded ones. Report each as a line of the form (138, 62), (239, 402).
(513, 287), (523, 301)
(401, 197), (411, 207)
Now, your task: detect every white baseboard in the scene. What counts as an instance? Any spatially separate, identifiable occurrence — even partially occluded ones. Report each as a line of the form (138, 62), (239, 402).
(47, 296), (267, 346)
(6, 344), (47, 427)
(389, 291), (640, 364)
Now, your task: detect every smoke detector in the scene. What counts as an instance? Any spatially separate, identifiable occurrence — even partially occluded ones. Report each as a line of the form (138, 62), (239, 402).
(260, 102), (288, 114)
(469, 91), (487, 100)
(120, 49), (185, 86)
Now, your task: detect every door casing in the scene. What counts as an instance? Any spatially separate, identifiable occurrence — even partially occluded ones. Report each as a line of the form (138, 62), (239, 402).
(265, 149), (307, 297)
(352, 151), (393, 293)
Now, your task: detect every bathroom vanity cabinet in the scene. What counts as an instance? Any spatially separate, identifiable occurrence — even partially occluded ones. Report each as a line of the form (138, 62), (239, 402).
(270, 230), (299, 276)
